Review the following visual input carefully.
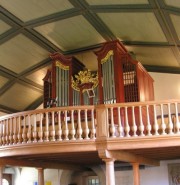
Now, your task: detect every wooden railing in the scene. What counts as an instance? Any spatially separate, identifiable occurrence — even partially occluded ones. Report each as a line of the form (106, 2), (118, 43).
(0, 100), (180, 146)
(0, 106), (96, 145)
(99, 100), (180, 138)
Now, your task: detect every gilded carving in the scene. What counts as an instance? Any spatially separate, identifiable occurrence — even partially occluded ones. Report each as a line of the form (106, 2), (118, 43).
(101, 50), (114, 64)
(71, 69), (98, 92)
(55, 61), (69, 70)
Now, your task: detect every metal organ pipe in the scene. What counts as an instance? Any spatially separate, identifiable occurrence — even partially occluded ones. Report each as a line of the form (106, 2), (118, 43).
(101, 54), (116, 104)
(102, 62), (107, 103)
(110, 55), (116, 103)
(56, 64), (70, 107)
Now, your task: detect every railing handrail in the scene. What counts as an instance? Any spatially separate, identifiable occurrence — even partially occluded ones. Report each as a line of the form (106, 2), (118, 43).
(101, 99), (180, 108)
(1, 99), (180, 121)
(0, 105), (95, 121)
(0, 99), (180, 147)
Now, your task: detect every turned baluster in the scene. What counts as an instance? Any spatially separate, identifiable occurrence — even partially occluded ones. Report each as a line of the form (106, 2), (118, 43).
(57, 111), (62, 141)
(22, 116), (27, 143)
(70, 110), (76, 140)
(44, 112), (49, 141)
(0, 121), (3, 145)
(5, 119), (9, 145)
(117, 107), (124, 137)
(174, 102), (180, 134)
(38, 113), (43, 142)
(27, 115), (32, 143)
(110, 107), (116, 137)
(84, 109), (90, 140)
(146, 105), (152, 136)
(160, 104), (166, 135)
(168, 103), (173, 134)
(13, 117), (17, 144)
(90, 109), (96, 139)
(33, 114), (37, 142)
(132, 106), (137, 137)
(9, 118), (13, 144)
(17, 116), (22, 143)
(139, 106), (144, 136)
(125, 107), (130, 137)
(77, 110), (82, 140)
(63, 110), (69, 140)
(2, 121), (6, 145)
(0, 121), (2, 145)
(153, 104), (159, 136)
(51, 111), (56, 141)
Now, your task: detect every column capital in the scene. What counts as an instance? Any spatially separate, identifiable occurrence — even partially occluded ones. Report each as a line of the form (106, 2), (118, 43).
(36, 167), (44, 170)
(98, 149), (115, 161)
(103, 158), (115, 163)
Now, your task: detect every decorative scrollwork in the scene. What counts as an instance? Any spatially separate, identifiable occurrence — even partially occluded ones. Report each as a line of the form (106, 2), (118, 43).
(71, 69), (98, 92)
(101, 50), (114, 64)
(55, 61), (69, 70)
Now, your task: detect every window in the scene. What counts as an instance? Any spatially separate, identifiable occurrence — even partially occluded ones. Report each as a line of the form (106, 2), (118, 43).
(88, 177), (99, 185)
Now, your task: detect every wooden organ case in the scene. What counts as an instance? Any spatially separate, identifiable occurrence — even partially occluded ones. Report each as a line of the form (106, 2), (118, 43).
(43, 53), (85, 108)
(43, 40), (154, 135)
(95, 40), (154, 131)
(44, 40), (154, 108)
(95, 40), (154, 104)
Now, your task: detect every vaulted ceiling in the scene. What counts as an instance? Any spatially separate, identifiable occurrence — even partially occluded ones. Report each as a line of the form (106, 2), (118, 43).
(0, 0), (180, 114)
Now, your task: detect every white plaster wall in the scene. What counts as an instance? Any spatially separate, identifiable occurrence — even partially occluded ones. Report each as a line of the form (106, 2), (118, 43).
(19, 167), (37, 185)
(114, 159), (180, 185)
(44, 169), (61, 185)
(115, 170), (133, 185)
(150, 72), (180, 100)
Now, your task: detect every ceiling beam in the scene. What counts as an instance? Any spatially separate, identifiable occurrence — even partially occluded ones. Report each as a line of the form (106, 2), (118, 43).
(0, 157), (87, 171)
(148, 0), (180, 65)
(0, 80), (16, 96)
(0, 8), (22, 27)
(70, 0), (115, 41)
(144, 65), (180, 74)
(0, 105), (19, 114)
(16, 79), (43, 93)
(22, 30), (59, 53)
(98, 149), (159, 166)
(19, 58), (51, 77)
(90, 4), (153, 13)
(24, 8), (82, 28)
(0, 28), (22, 45)
(24, 96), (43, 111)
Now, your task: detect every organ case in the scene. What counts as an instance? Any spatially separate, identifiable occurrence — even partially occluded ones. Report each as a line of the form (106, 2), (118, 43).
(95, 40), (154, 104)
(95, 40), (154, 131)
(43, 53), (85, 108)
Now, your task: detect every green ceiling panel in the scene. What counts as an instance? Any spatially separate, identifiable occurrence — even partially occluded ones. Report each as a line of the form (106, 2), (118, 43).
(1, 0), (74, 22)
(34, 15), (105, 51)
(0, 20), (11, 35)
(98, 12), (167, 42)
(0, 34), (49, 74)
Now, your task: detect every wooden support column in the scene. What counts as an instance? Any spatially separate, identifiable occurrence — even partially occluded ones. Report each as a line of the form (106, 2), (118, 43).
(132, 163), (140, 185)
(104, 159), (115, 185)
(37, 168), (44, 185)
(0, 165), (4, 185)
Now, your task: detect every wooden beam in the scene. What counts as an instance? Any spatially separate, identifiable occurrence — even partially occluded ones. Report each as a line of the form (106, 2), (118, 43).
(98, 149), (159, 166)
(0, 157), (86, 171)
(144, 65), (180, 74)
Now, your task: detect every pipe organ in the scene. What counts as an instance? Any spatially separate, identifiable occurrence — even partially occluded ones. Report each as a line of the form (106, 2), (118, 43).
(95, 40), (154, 104)
(43, 40), (154, 109)
(43, 53), (85, 108)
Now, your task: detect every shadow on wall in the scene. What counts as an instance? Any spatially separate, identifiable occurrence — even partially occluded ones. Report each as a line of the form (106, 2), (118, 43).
(60, 165), (105, 185)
